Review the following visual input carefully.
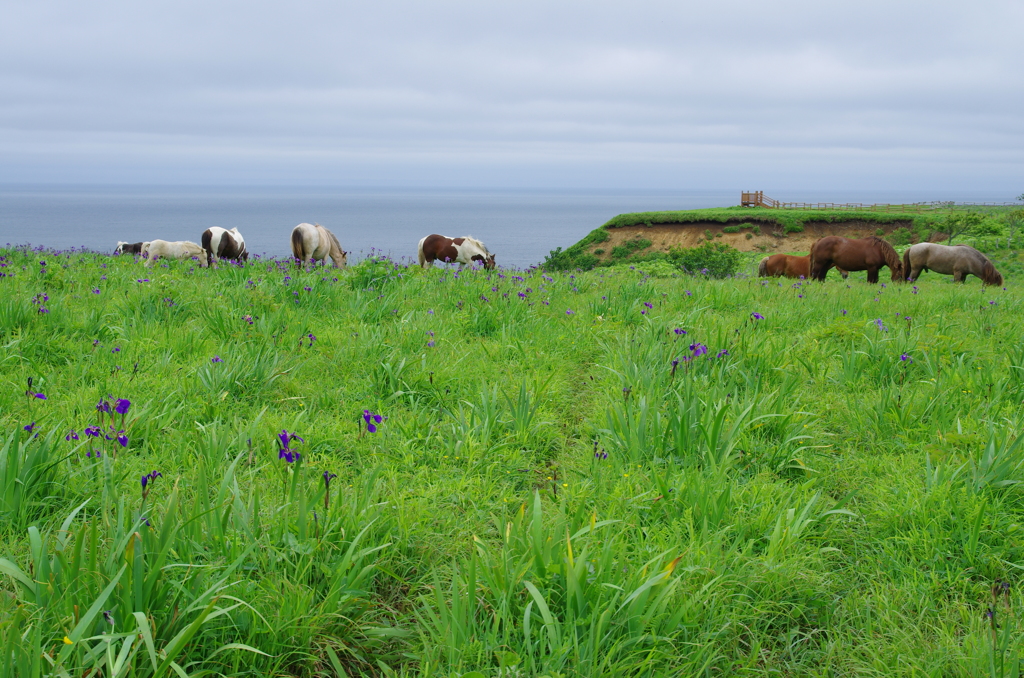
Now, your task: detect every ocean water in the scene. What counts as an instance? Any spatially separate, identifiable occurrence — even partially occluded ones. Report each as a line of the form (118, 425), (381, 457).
(0, 186), (1014, 268)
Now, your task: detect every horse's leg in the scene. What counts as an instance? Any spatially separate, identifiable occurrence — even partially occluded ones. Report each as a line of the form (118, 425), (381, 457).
(866, 267), (879, 284)
(910, 265), (923, 282)
(953, 268), (966, 283)
(810, 260), (829, 281)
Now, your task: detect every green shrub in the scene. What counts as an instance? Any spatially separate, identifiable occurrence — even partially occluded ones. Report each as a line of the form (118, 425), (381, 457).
(752, 224), (761, 235)
(875, 228), (886, 236)
(722, 225), (741, 234)
(610, 238), (652, 260)
(668, 241), (742, 278)
(593, 248), (605, 255)
(745, 233), (753, 240)
(886, 227), (912, 247)
(704, 229), (713, 240)
(784, 223), (804, 233)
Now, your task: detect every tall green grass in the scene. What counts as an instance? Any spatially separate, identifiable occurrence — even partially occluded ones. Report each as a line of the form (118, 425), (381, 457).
(1, 245), (1023, 676)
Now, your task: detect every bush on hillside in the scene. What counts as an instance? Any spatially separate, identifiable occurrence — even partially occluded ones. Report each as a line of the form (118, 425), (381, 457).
(668, 241), (742, 278)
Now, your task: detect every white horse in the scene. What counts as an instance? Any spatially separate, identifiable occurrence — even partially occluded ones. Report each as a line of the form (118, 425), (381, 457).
(417, 234), (496, 269)
(201, 227), (248, 266)
(142, 240), (207, 267)
(290, 223), (347, 267)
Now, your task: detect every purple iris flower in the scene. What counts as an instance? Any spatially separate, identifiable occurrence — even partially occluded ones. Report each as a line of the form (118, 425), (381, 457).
(689, 343), (708, 358)
(751, 312), (764, 320)
(97, 399), (111, 413)
(363, 410), (384, 433)
(115, 398), (131, 415)
(23, 422), (36, 433)
(643, 302), (653, 309)
(84, 426), (101, 437)
(211, 356), (223, 363)
(716, 349), (729, 358)
(117, 431), (129, 447)
(277, 429), (304, 462)
(900, 353), (913, 363)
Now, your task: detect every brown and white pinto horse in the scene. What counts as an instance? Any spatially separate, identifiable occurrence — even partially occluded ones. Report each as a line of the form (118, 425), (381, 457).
(417, 234), (495, 269)
(201, 227), (248, 265)
(809, 236), (903, 283)
(290, 223), (347, 267)
(758, 254), (848, 280)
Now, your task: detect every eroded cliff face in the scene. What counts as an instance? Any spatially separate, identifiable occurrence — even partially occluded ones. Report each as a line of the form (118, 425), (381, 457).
(590, 219), (940, 262)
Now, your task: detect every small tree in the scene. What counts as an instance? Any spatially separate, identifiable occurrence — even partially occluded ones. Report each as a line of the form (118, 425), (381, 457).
(943, 211), (983, 245)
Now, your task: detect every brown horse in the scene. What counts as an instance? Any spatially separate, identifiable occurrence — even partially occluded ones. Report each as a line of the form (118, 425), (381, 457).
(809, 236), (903, 283)
(418, 234), (495, 269)
(758, 254), (848, 280)
(902, 243), (1003, 286)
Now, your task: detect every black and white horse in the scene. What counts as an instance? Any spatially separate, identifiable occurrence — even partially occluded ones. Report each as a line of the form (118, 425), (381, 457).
(115, 241), (147, 256)
(201, 227), (248, 266)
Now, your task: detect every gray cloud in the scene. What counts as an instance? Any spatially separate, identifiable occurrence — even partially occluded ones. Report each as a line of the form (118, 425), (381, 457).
(1, 0), (1021, 190)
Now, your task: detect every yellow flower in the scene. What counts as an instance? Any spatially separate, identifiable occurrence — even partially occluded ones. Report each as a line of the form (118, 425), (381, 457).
(63, 636), (73, 645)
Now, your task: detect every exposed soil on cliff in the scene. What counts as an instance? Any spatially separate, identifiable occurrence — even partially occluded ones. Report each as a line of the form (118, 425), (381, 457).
(590, 219), (943, 262)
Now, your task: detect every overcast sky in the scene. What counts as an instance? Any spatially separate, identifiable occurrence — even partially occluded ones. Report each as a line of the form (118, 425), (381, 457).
(2, 0), (1021, 191)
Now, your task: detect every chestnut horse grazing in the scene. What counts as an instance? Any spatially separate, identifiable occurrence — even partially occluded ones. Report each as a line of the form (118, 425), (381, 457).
(758, 254), (848, 280)
(290, 223), (347, 267)
(903, 243), (1003, 286)
(809, 236), (903, 283)
(418, 234), (495, 269)
(201, 227), (248, 265)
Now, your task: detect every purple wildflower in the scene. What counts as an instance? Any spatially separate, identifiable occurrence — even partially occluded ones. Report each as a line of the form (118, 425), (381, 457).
(117, 431), (128, 447)
(716, 349), (729, 358)
(751, 312), (764, 320)
(900, 353), (913, 364)
(673, 328), (687, 335)
(65, 430), (79, 441)
(23, 422), (36, 433)
(362, 410), (384, 434)
(211, 356), (223, 363)
(84, 426), (101, 437)
(96, 399), (111, 413)
(114, 398), (131, 415)
(689, 343), (708, 358)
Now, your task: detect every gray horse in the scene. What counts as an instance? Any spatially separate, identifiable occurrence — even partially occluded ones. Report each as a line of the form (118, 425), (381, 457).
(902, 243), (1003, 286)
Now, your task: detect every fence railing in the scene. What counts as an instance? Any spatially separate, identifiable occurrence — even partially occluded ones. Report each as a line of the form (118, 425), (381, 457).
(740, 192), (1018, 213)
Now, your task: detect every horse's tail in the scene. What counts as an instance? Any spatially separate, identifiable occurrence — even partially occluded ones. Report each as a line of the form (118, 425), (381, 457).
(808, 242), (818, 280)
(874, 237), (903, 281)
(981, 260), (1004, 287)
(290, 227), (305, 262)
(902, 247), (912, 282)
(757, 256), (769, 277)
(417, 237), (427, 267)
(201, 229), (214, 265)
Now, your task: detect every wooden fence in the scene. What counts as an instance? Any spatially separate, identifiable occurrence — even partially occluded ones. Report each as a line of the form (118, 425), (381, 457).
(740, 191), (1017, 213)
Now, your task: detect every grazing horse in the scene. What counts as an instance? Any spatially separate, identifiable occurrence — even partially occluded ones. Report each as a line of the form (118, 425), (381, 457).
(290, 223), (347, 267)
(141, 240), (207, 267)
(418, 234), (495, 269)
(809, 236), (903, 283)
(201, 227), (248, 265)
(115, 241), (147, 256)
(903, 242), (1003, 286)
(758, 254), (848, 280)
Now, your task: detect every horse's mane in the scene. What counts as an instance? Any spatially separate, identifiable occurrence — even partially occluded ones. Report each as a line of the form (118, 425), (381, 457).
(321, 225), (345, 257)
(462, 236), (489, 254)
(981, 260), (1004, 286)
(867, 236), (903, 280)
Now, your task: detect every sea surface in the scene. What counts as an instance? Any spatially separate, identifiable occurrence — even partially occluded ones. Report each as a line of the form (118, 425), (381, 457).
(0, 186), (1015, 268)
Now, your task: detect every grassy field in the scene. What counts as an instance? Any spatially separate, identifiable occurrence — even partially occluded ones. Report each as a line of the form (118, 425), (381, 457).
(2, 245), (1024, 677)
